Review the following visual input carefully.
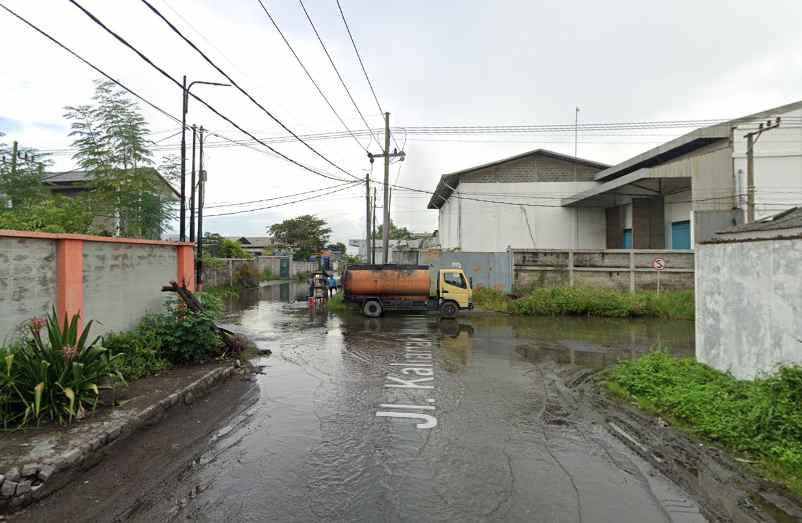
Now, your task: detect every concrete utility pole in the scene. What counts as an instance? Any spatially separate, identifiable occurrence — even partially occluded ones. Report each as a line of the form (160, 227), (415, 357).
(189, 125), (197, 242)
(365, 173), (371, 263)
(366, 112), (405, 264)
(11, 141), (18, 176)
(196, 126), (206, 286)
(744, 117), (781, 223)
(371, 187), (377, 264)
(180, 77), (230, 241)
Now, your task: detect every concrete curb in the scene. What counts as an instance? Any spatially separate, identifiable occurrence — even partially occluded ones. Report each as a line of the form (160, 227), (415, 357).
(0, 364), (238, 514)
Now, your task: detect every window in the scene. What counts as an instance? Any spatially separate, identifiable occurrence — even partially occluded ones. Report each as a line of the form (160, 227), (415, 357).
(671, 220), (691, 249)
(444, 272), (467, 289)
(623, 229), (633, 249)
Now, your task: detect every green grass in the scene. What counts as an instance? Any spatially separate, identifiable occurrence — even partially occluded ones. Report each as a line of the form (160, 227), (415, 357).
(472, 287), (511, 312)
(327, 292), (347, 312)
(510, 287), (694, 320)
(608, 352), (802, 496)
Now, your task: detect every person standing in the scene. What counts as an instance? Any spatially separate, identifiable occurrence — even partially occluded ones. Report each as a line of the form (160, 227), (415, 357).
(328, 274), (337, 298)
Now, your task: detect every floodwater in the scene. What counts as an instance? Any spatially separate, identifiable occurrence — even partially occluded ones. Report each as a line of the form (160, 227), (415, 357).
(17, 282), (705, 523)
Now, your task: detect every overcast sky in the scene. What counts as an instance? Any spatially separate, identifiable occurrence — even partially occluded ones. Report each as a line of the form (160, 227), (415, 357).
(2, 0), (802, 245)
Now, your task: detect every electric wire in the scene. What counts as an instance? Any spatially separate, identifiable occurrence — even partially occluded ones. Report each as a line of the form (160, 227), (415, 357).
(204, 180), (356, 209)
(204, 181), (362, 217)
(137, 0), (360, 181)
(254, 0), (369, 154)
(297, 0), (379, 151)
(68, 0), (354, 183)
(335, 0), (400, 150)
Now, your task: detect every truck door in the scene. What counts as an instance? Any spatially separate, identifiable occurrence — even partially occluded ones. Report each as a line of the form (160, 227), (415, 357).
(440, 270), (471, 309)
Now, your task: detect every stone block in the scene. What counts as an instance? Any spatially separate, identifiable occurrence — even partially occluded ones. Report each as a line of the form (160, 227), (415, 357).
(20, 463), (39, 478)
(1, 480), (17, 497)
(4, 468), (19, 483)
(37, 464), (55, 482)
(15, 480), (31, 496)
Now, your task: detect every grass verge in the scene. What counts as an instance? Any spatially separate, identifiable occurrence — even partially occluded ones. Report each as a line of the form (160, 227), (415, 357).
(327, 292), (347, 312)
(608, 351), (802, 496)
(472, 286), (693, 320)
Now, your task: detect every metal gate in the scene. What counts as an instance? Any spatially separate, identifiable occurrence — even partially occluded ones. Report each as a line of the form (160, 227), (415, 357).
(279, 257), (290, 278)
(420, 251), (513, 293)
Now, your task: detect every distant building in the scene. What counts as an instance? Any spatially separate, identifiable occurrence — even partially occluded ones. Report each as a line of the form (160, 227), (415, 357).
(225, 236), (275, 257)
(696, 206), (802, 379)
(43, 168), (179, 239)
(429, 100), (802, 252)
(428, 149), (609, 251)
(348, 234), (438, 264)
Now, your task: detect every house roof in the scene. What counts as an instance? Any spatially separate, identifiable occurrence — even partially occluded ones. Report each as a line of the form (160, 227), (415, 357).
(718, 207), (802, 235)
(593, 99), (802, 183)
(229, 236), (273, 248)
(427, 148), (609, 209)
(44, 168), (180, 199)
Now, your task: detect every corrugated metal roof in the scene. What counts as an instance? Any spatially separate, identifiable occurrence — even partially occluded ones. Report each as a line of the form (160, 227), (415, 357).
(44, 168), (180, 199)
(718, 207), (802, 234)
(427, 148), (609, 209)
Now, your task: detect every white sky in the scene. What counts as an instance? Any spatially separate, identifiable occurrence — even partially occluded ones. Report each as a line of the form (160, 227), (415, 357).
(2, 0), (802, 244)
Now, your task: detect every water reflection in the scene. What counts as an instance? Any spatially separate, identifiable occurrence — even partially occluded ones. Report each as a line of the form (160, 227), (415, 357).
(225, 282), (694, 371)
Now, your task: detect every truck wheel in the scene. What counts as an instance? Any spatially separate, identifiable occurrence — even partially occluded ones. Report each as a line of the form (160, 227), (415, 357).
(363, 300), (383, 318)
(440, 301), (458, 318)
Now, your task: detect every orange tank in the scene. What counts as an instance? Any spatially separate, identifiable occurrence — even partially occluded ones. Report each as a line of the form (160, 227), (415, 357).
(343, 265), (432, 298)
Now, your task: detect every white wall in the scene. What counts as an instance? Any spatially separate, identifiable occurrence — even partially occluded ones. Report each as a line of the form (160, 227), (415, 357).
(696, 237), (802, 379)
(732, 106), (802, 220)
(437, 182), (605, 251)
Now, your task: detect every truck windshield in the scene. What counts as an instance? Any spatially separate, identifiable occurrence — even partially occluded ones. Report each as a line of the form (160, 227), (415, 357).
(444, 272), (467, 289)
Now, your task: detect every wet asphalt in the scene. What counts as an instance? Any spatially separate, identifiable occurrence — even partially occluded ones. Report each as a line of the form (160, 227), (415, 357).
(14, 284), (706, 523)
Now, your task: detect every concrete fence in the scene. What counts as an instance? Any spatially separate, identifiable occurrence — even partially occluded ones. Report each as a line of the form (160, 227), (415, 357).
(202, 258), (252, 288)
(0, 230), (194, 337)
(513, 249), (695, 293)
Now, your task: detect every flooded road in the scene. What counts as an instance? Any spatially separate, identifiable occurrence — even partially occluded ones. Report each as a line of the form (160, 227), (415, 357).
(17, 283), (705, 522)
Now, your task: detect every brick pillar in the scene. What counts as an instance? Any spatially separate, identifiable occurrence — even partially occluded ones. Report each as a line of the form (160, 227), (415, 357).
(176, 245), (196, 291)
(56, 239), (84, 327)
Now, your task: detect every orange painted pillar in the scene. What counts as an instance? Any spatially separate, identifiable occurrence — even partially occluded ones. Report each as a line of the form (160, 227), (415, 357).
(176, 245), (196, 291)
(56, 239), (84, 327)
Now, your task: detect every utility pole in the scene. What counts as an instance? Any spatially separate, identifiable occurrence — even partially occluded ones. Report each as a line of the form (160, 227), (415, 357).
(11, 141), (18, 176)
(365, 173), (371, 263)
(744, 117), (781, 223)
(180, 75), (187, 241)
(371, 187), (377, 264)
(196, 126), (206, 286)
(189, 125), (197, 242)
(367, 112), (405, 264)
(180, 78), (230, 241)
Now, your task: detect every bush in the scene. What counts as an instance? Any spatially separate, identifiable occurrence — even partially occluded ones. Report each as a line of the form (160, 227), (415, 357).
(234, 263), (260, 288)
(472, 287), (510, 312)
(508, 287), (693, 319)
(327, 292), (346, 312)
(261, 267), (281, 281)
(136, 303), (223, 364)
(102, 330), (171, 381)
(610, 352), (802, 495)
(1, 310), (122, 428)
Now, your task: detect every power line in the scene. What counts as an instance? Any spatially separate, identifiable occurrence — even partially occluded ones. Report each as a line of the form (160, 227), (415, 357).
(68, 0), (353, 183)
(205, 181), (362, 217)
(204, 180), (356, 209)
(297, 0), (379, 151)
(136, 0), (360, 181)
(335, 0), (399, 151)
(254, 0), (369, 154)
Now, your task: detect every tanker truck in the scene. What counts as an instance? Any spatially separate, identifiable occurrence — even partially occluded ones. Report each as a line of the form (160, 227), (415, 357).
(342, 264), (473, 318)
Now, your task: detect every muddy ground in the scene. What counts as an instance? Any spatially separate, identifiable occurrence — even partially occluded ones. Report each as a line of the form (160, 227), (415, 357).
(11, 284), (799, 522)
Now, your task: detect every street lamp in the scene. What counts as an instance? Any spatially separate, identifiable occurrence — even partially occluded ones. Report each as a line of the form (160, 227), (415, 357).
(179, 75), (230, 242)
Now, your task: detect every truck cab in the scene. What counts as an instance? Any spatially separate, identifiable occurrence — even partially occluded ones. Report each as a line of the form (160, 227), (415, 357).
(438, 269), (472, 316)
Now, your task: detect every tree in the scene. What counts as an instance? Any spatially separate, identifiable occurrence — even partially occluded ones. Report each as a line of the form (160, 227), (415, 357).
(203, 233), (252, 259)
(373, 219), (414, 240)
(0, 133), (50, 210)
(64, 80), (174, 239)
(325, 242), (346, 254)
(268, 215), (331, 261)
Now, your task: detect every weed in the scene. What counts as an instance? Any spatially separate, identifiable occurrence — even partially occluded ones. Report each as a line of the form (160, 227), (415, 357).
(509, 287), (694, 319)
(472, 287), (510, 312)
(327, 292), (347, 312)
(610, 352), (802, 496)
